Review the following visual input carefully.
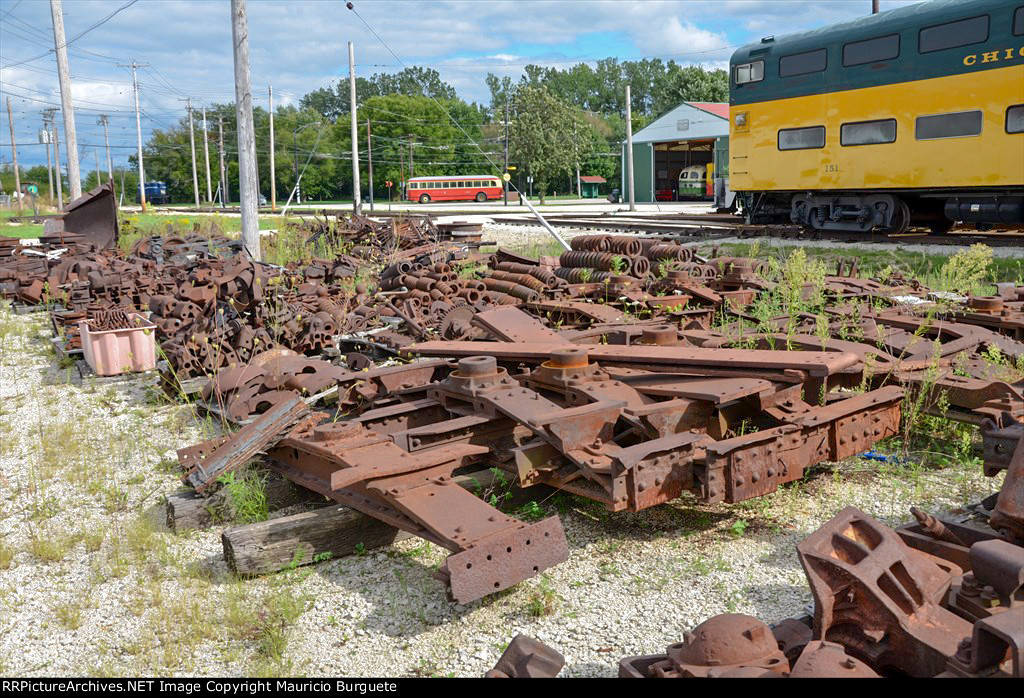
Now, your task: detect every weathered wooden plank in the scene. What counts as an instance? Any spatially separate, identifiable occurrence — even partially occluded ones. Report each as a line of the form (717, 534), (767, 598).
(221, 466), (552, 576)
(165, 470), (321, 533)
(182, 393), (308, 493)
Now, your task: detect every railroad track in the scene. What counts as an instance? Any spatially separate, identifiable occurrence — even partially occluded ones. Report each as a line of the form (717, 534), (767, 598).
(489, 214), (1024, 247)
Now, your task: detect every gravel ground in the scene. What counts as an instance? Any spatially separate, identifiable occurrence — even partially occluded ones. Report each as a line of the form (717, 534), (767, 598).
(0, 303), (1002, 678)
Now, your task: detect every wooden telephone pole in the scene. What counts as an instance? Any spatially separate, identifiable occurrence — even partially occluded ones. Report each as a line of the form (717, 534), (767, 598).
(6, 98), (22, 213)
(49, 0), (81, 200)
(348, 42), (361, 215)
(268, 87), (276, 212)
(202, 106), (213, 203)
(98, 114), (113, 185)
(119, 60), (148, 210)
(231, 0), (261, 260)
(183, 98), (201, 208)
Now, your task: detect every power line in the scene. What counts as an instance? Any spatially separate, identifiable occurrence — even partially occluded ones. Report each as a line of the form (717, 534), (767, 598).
(1, 0), (139, 70)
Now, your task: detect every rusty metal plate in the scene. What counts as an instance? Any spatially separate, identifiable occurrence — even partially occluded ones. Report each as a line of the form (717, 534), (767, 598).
(444, 516), (568, 604)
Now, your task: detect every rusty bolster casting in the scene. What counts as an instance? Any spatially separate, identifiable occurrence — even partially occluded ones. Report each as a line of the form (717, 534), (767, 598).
(264, 414), (569, 605)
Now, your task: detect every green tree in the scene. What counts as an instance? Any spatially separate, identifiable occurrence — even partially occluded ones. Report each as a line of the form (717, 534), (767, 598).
(509, 86), (577, 202)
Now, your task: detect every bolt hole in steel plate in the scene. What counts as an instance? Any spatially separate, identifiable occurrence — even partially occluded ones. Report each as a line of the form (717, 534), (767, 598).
(445, 516), (568, 604)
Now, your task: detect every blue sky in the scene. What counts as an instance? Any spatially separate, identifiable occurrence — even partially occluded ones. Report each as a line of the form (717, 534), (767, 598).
(1, 0), (920, 170)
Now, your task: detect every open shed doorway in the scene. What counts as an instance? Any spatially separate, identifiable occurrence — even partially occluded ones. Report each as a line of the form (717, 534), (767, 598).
(653, 138), (715, 201)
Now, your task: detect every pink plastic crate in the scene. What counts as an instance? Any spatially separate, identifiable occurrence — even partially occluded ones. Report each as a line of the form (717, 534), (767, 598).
(80, 313), (157, 376)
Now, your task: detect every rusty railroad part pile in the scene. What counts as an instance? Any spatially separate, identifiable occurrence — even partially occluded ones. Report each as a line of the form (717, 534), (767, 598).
(489, 499), (1024, 678)
(3, 220), (1023, 610)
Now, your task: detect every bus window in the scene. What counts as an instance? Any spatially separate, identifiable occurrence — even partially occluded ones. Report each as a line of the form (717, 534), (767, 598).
(915, 111), (983, 139)
(779, 49), (827, 77)
(841, 119), (897, 146)
(1006, 105), (1024, 134)
(734, 60), (763, 84)
(778, 126), (825, 150)
(919, 15), (988, 53)
(843, 34), (899, 66)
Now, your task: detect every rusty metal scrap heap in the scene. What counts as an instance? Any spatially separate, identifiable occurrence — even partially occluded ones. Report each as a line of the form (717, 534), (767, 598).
(5, 218), (1024, 612)
(489, 503), (1023, 678)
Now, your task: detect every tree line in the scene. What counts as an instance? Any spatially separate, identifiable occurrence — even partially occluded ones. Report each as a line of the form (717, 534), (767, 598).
(2, 60), (728, 204)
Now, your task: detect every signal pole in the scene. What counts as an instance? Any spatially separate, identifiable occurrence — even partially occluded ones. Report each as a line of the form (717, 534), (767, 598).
(503, 100), (509, 206)
(98, 114), (113, 185)
(49, 0), (81, 200)
(366, 119), (374, 212)
(348, 42), (361, 215)
(5, 98), (22, 213)
(52, 117), (64, 209)
(231, 0), (261, 260)
(42, 112), (55, 203)
(202, 106), (212, 203)
(119, 60), (149, 210)
(183, 97), (200, 208)
(268, 87), (276, 211)
(218, 116), (227, 208)
(625, 84), (636, 212)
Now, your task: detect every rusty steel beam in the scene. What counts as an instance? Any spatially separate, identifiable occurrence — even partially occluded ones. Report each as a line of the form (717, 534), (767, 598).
(407, 341), (861, 378)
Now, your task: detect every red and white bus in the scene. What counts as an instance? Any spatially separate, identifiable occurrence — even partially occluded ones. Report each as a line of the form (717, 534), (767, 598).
(405, 175), (503, 204)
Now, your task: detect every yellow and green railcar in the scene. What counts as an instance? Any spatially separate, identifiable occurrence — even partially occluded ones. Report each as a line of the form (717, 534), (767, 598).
(729, 0), (1024, 233)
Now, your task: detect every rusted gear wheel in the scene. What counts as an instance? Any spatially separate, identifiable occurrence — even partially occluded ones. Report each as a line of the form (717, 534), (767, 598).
(439, 306), (476, 340)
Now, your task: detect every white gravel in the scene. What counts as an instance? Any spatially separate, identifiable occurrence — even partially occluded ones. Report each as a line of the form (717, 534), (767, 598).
(0, 304), (1001, 677)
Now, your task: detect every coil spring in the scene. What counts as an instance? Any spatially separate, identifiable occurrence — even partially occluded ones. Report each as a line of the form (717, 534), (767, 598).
(480, 277), (540, 302)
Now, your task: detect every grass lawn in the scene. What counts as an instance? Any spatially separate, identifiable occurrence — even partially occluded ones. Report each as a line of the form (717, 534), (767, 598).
(0, 210), (47, 238)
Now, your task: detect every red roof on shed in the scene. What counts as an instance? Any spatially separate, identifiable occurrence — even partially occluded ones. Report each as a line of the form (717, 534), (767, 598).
(580, 176), (606, 184)
(686, 102), (729, 119)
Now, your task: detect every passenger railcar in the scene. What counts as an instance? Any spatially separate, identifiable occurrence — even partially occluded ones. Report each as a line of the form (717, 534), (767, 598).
(729, 0), (1024, 233)
(678, 165), (710, 198)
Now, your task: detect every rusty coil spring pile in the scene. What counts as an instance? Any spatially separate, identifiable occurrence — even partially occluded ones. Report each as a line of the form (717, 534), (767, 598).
(570, 234), (643, 257)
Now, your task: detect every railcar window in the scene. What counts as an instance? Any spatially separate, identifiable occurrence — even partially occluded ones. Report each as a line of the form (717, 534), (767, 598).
(919, 15), (989, 53)
(734, 61), (764, 84)
(1008, 105), (1024, 134)
(841, 119), (897, 146)
(779, 49), (827, 77)
(915, 111), (983, 140)
(778, 126), (825, 150)
(843, 34), (900, 66)
(1015, 7), (1024, 36)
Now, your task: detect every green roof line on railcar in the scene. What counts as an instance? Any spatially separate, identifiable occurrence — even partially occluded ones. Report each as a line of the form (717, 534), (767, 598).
(729, 0), (1024, 106)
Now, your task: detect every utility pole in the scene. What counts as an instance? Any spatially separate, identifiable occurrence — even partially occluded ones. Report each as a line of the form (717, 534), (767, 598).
(94, 148), (101, 190)
(183, 97), (200, 208)
(348, 42), (362, 215)
(42, 112), (54, 203)
(231, 0), (261, 260)
(202, 106), (212, 203)
(366, 119), (374, 211)
(408, 135), (414, 178)
(625, 84), (636, 212)
(98, 114), (113, 185)
(218, 116), (227, 208)
(503, 100), (509, 206)
(119, 60), (148, 210)
(872, 0), (880, 13)
(50, 0), (81, 200)
(268, 87), (276, 211)
(52, 118), (63, 209)
(5, 98), (22, 213)
(573, 117), (581, 198)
